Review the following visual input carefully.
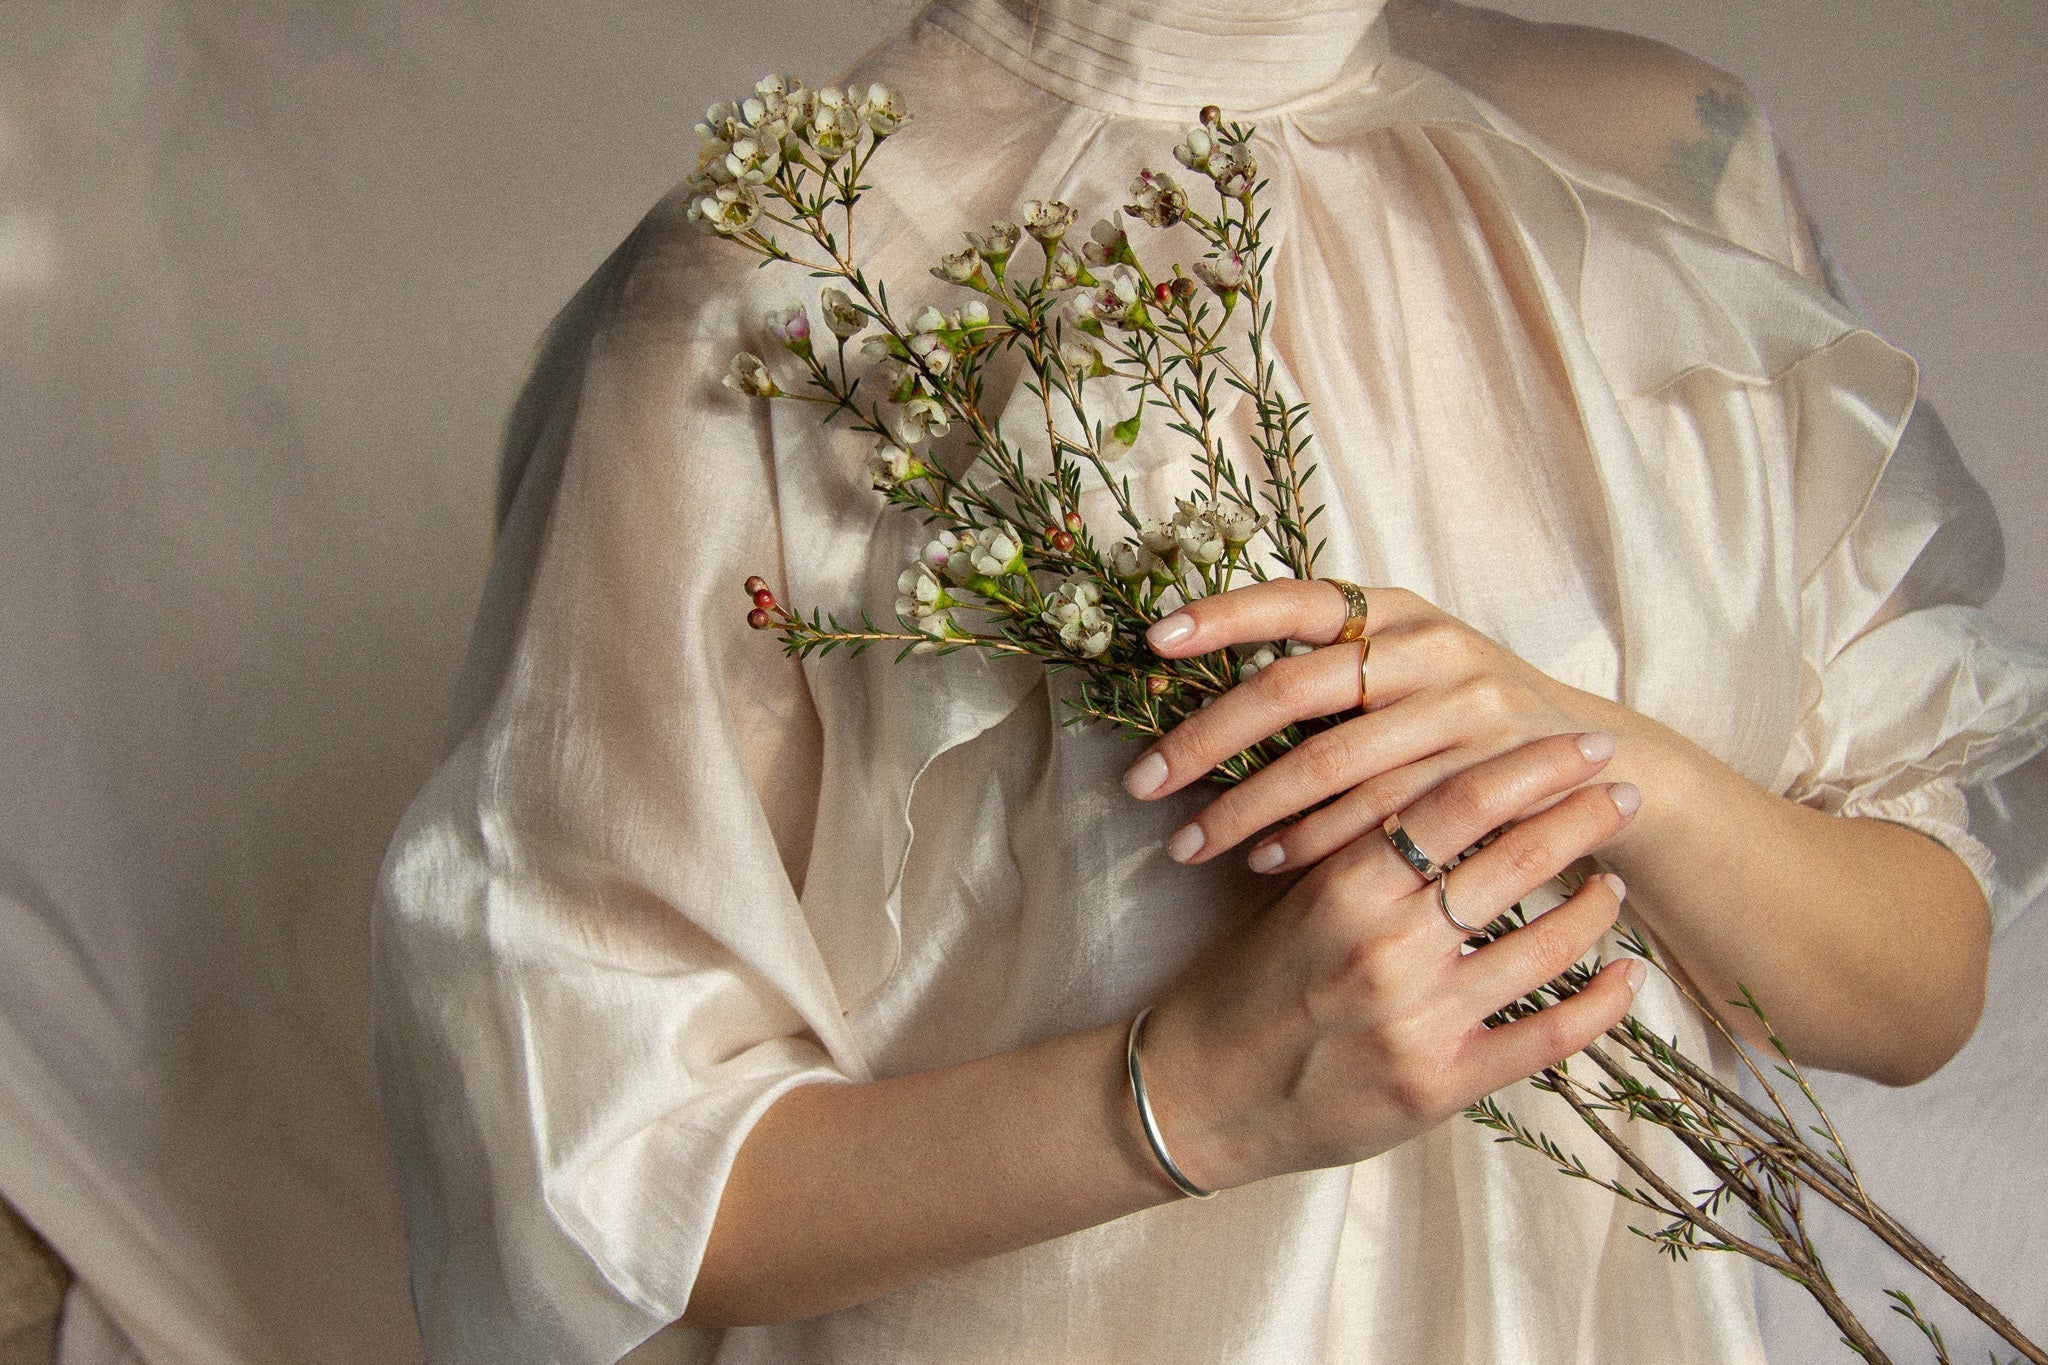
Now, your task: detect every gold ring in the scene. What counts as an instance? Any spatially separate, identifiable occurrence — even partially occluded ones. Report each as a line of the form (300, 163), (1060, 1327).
(1324, 579), (1369, 644)
(1357, 636), (1371, 712)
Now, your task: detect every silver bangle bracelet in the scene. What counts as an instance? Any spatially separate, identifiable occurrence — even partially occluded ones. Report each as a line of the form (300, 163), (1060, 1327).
(1125, 1006), (1215, 1199)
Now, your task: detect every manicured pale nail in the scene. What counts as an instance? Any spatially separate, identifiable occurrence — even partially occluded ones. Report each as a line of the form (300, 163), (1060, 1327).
(1623, 959), (1649, 994)
(1166, 823), (1206, 864)
(1577, 731), (1615, 763)
(1608, 782), (1641, 817)
(1124, 751), (1169, 799)
(1147, 613), (1195, 650)
(1600, 872), (1627, 901)
(1248, 841), (1287, 873)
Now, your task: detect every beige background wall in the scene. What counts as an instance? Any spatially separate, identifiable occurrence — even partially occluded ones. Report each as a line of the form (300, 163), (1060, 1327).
(0, 2), (2039, 1362)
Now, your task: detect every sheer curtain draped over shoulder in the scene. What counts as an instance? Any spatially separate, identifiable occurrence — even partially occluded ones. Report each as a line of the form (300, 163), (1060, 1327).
(372, 0), (2048, 1361)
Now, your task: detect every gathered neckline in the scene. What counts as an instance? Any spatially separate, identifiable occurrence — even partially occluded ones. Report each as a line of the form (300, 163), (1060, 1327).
(921, 0), (1393, 122)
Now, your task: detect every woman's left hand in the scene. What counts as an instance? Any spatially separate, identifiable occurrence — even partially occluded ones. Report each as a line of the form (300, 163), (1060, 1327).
(1122, 579), (1657, 873)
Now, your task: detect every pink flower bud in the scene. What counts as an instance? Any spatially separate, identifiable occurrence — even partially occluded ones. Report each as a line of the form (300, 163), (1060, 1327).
(747, 608), (772, 630)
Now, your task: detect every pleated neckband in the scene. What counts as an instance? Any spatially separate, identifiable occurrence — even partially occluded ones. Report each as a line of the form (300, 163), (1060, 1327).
(923, 0), (1392, 121)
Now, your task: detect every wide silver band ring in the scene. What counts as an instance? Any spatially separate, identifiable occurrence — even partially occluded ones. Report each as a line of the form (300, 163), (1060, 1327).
(1436, 870), (1487, 936)
(1382, 812), (1446, 882)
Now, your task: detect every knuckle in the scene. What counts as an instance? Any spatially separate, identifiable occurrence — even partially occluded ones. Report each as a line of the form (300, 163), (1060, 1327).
(1459, 673), (1517, 717)
(1294, 728), (1354, 789)
(1256, 654), (1319, 715)
(1339, 937), (1403, 997)
(1505, 835), (1558, 882)
(1383, 1051), (1454, 1122)
(1434, 769), (1498, 834)
(1521, 913), (1581, 979)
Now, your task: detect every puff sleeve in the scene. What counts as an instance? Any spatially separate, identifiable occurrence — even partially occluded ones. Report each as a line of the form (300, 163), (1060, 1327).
(1767, 173), (2048, 932)
(373, 200), (862, 1363)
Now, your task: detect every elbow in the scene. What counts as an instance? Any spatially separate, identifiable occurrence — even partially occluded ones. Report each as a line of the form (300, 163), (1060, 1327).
(1866, 905), (1991, 1089)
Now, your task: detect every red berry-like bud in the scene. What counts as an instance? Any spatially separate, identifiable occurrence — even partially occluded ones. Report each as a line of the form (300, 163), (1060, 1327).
(744, 575), (768, 596)
(1153, 281), (1174, 307)
(1146, 675), (1172, 696)
(1064, 510), (1084, 533)
(1200, 105), (1222, 129)
(747, 608), (772, 630)
(753, 588), (777, 609)
(1171, 276), (1197, 301)
(1051, 530), (1076, 553)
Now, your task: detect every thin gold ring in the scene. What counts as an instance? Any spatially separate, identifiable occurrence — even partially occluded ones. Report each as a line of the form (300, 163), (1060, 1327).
(1357, 636), (1372, 713)
(1325, 579), (1369, 644)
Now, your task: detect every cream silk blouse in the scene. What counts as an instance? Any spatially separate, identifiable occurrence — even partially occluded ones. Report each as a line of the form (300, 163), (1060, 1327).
(372, 1), (2048, 1360)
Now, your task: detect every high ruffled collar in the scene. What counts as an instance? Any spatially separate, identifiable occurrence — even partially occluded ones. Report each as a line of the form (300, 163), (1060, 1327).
(923, 0), (1392, 121)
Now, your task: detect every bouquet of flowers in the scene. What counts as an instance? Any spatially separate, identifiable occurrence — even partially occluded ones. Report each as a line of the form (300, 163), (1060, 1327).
(687, 74), (2043, 1365)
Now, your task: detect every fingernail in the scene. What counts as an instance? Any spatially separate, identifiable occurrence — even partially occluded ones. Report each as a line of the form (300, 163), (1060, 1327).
(1248, 841), (1287, 873)
(1577, 731), (1615, 763)
(1600, 872), (1627, 901)
(1623, 959), (1648, 994)
(1609, 782), (1641, 817)
(1166, 823), (1206, 864)
(1124, 751), (1169, 799)
(1147, 612), (1195, 650)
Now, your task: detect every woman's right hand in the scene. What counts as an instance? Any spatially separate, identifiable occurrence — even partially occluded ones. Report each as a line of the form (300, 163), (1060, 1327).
(1131, 731), (1647, 1193)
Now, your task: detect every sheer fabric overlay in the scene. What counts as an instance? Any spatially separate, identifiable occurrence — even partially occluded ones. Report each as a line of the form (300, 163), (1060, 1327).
(372, 1), (2048, 1360)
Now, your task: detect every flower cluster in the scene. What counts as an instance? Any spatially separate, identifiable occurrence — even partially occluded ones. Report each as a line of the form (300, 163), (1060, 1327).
(714, 76), (1327, 782)
(684, 76), (910, 237)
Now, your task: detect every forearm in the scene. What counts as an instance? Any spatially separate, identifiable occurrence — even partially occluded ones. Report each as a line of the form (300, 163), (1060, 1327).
(681, 1020), (1179, 1328)
(1602, 712), (1990, 1085)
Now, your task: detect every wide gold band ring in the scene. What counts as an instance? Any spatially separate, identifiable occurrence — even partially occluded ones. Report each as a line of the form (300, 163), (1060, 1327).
(1324, 578), (1369, 644)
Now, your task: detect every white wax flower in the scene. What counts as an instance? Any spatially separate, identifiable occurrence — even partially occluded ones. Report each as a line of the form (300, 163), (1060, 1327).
(923, 530), (962, 570)
(932, 246), (984, 286)
(1210, 144), (1257, 198)
(721, 352), (778, 397)
(858, 83), (909, 135)
(1081, 217), (1128, 268)
(688, 184), (762, 235)
(1138, 519), (1177, 556)
(764, 300), (810, 349)
(966, 222), (1021, 262)
(942, 529), (981, 587)
(1172, 500), (1225, 564)
(869, 438), (916, 489)
(907, 330), (954, 376)
(1043, 579), (1113, 658)
(910, 305), (949, 334)
(955, 300), (991, 330)
(1107, 541), (1165, 581)
(1023, 199), (1077, 244)
(1213, 500), (1263, 546)
(970, 524), (1025, 579)
(897, 395), (951, 445)
(1193, 251), (1246, 296)
(1237, 645), (1279, 682)
(724, 136), (780, 185)
(1124, 170), (1187, 228)
(819, 287), (865, 338)
(1046, 245), (1085, 289)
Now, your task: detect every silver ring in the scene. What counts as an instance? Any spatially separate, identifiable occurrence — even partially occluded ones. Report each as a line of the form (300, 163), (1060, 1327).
(1436, 869), (1486, 936)
(1382, 812), (1445, 882)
